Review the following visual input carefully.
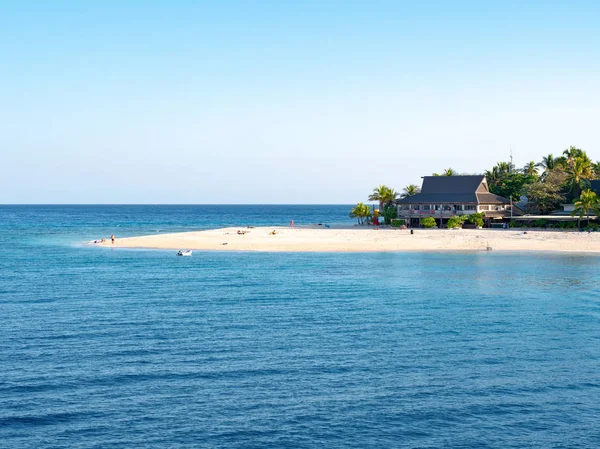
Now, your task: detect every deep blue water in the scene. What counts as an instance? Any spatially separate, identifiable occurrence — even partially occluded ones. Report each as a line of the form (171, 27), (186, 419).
(1, 205), (600, 448)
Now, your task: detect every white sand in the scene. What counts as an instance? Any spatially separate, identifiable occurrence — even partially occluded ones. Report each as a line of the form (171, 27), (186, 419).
(95, 226), (600, 253)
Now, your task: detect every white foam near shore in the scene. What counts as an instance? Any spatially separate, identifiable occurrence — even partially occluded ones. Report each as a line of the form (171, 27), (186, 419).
(95, 226), (600, 253)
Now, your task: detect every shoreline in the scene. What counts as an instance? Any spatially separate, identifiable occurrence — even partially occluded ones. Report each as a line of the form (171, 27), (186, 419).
(93, 226), (600, 253)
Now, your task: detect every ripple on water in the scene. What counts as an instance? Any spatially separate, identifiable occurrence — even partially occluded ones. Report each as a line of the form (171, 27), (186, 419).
(2, 207), (600, 447)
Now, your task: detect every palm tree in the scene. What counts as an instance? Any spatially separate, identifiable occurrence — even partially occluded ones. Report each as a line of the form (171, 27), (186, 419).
(368, 185), (397, 211)
(484, 167), (500, 186)
(572, 189), (599, 228)
(537, 153), (556, 172)
(432, 168), (456, 176)
(554, 156), (568, 168)
(563, 146), (585, 167)
(523, 161), (538, 177)
(387, 188), (399, 204)
(566, 156), (593, 200)
(593, 162), (600, 180)
(401, 184), (421, 198)
(496, 161), (514, 175)
(349, 202), (372, 225)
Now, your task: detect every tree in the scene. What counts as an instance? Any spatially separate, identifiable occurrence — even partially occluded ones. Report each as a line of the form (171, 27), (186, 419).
(349, 202), (372, 225)
(368, 185), (397, 211)
(485, 160), (537, 201)
(433, 168), (456, 176)
(383, 204), (397, 225)
(563, 146), (585, 167)
(593, 162), (600, 179)
(572, 189), (599, 228)
(442, 168), (456, 176)
(401, 184), (421, 198)
(387, 188), (399, 204)
(490, 172), (536, 201)
(565, 156), (593, 200)
(496, 162), (515, 174)
(523, 168), (568, 214)
(485, 166), (501, 186)
(537, 154), (557, 172)
(523, 161), (539, 177)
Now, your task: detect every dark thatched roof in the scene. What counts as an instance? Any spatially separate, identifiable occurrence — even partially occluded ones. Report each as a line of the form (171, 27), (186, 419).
(397, 175), (510, 205)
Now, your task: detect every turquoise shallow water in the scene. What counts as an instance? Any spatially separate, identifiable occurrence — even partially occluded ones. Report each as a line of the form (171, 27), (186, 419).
(1, 206), (600, 448)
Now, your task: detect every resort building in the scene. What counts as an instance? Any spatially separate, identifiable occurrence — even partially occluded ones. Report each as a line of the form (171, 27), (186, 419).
(396, 175), (516, 227)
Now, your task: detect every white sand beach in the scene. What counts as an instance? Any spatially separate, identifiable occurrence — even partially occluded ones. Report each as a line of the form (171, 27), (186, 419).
(96, 226), (600, 253)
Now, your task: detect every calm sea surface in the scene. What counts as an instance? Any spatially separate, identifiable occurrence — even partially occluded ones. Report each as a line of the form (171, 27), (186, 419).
(1, 205), (600, 448)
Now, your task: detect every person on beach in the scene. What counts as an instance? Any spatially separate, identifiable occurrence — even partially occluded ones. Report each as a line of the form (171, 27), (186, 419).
(111, 234), (115, 244)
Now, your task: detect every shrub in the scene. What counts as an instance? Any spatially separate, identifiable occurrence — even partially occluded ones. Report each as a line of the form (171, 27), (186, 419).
(383, 205), (398, 225)
(421, 217), (437, 228)
(447, 216), (466, 229)
(466, 213), (485, 228)
(532, 219), (548, 228)
(558, 221), (577, 229)
(391, 219), (405, 228)
(509, 220), (520, 228)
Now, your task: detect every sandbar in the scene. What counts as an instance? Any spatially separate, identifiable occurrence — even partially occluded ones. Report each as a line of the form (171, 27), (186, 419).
(94, 226), (600, 253)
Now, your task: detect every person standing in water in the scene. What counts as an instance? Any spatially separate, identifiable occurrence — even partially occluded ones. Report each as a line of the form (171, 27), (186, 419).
(111, 234), (115, 244)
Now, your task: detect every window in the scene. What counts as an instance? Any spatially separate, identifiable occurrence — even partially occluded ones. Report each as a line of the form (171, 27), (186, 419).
(400, 205), (410, 210)
(434, 205), (440, 210)
(454, 205), (463, 211)
(423, 205), (431, 210)
(479, 205), (490, 211)
(464, 205), (476, 211)
(413, 205), (420, 211)
(443, 205), (452, 211)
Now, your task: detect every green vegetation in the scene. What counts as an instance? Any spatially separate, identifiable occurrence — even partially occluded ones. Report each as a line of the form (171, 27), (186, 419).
(368, 185), (397, 211)
(421, 217), (437, 228)
(483, 146), (599, 210)
(466, 213), (485, 228)
(433, 168), (456, 176)
(383, 205), (397, 225)
(572, 189), (600, 228)
(522, 168), (567, 214)
(485, 161), (537, 201)
(349, 202), (371, 225)
(401, 184), (421, 198)
(446, 215), (466, 229)
(560, 221), (579, 229)
(391, 219), (405, 228)
(356, 145), (600, 228)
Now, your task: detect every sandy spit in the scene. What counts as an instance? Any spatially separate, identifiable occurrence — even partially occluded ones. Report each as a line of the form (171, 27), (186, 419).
(93, 226), (600, 253)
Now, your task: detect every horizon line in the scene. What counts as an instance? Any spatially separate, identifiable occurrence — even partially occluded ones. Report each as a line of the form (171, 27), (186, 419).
(0, 203), (360, 206)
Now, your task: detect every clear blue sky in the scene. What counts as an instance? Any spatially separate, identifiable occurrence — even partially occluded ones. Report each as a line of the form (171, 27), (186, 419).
(1, 1), (599, 204)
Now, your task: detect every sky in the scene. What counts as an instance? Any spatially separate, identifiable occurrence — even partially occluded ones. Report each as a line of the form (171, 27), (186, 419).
(1, 1), (599, 204)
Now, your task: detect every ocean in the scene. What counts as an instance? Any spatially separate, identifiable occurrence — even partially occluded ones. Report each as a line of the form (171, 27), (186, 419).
(1, 205), (599, 448)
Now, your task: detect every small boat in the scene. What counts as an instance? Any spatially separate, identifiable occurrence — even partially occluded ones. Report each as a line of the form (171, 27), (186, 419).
(177, 250), (192, 257)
